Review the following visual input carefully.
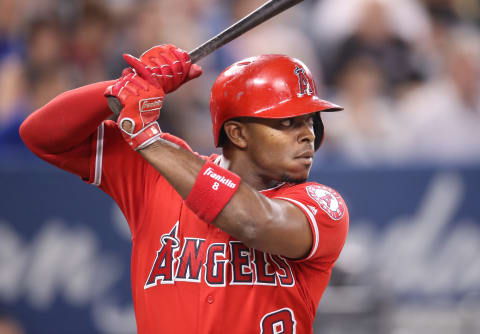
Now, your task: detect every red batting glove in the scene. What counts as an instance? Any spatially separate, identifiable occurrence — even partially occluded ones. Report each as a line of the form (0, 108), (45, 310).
(124, 44), (202, 93)
(104, 67), (164, 150)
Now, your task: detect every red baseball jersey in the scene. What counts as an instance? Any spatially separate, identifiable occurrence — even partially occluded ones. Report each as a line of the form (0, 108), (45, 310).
(85, 121), (349, 334)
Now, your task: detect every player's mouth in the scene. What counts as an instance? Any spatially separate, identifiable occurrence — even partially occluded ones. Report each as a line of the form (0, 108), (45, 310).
(294, 150), (314, 164)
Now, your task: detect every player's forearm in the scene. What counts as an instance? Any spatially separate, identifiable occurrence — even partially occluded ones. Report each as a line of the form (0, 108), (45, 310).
(139, 140), (287, 251)
(139, 138), (205, 197)
(20, 81), (115, 154)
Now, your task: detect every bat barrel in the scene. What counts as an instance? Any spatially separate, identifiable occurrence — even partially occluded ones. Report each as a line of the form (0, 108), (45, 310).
(189, 0), (303, 63)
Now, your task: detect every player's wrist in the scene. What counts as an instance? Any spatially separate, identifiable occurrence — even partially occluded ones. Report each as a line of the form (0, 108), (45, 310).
(185, 161), (241, 223)
(120, 122), (162, 151)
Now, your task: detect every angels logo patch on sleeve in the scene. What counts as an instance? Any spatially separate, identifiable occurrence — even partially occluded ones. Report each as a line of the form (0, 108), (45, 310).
(306, 185), (345, 220)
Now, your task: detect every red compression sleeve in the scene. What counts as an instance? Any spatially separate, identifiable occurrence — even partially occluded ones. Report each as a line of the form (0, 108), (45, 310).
(20, 81), (115, 155)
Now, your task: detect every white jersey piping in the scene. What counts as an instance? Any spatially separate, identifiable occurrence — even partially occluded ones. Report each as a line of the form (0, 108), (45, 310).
(92, 123), (104, 186)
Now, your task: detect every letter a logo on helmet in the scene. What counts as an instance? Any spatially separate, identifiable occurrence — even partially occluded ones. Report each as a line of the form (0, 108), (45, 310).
(294, 66), (313, 97)
(210, 54), (343, 150)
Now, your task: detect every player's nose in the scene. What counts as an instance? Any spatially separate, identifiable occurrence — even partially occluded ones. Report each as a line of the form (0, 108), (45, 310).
(297, 119), (315, 145)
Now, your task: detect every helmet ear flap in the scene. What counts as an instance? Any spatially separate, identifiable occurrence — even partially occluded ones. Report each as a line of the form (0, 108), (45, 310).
(313, 112), (324, 151)
(218, 127), (227, 147)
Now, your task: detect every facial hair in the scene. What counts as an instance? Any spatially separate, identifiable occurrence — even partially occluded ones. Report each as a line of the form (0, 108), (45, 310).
(280, 172), (307, 185)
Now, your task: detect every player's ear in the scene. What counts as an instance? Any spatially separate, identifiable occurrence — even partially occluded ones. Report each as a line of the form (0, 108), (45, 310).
(223, 120), (248, 149)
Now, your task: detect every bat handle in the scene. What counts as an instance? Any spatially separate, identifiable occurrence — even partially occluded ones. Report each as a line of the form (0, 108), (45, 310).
(107, 96), (123, 116)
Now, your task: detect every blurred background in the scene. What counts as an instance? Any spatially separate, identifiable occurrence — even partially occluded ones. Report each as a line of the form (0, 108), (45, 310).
(0, 0), (479, 333)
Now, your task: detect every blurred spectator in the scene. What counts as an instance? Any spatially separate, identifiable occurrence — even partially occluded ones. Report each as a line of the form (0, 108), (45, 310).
(0, 314), (23, 334)
(395, 26), (480, 165)
(0, 56), (27, 147)
(312, 0), (432, 59)
(421, 0), (480, 25)
(422, 0), (460, 25)
(322, 57), (398, 166)
(25, 17), (73, 108)
(0, 0), (27, 131)
(127, 0), (207, 56)
(66, 1), (114, 84)
(0, 0), (26, 60)
(26, 18), (65, 79)
(322, 0), (424, 95)
(0, 57), (25, 124)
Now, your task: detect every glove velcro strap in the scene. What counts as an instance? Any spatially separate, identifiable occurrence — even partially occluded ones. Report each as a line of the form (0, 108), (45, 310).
(127, 122), (162, 150)
(185, 161), (241, 224)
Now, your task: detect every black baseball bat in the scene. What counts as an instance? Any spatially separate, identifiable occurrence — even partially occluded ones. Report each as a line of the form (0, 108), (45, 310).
(107, 0), (304, 115)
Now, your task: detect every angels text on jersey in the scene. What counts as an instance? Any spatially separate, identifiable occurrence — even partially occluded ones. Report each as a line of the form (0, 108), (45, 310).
(144, 222), (295, 289)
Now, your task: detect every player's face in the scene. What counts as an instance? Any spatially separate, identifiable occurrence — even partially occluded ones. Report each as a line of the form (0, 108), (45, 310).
(244, 113), (316, 184)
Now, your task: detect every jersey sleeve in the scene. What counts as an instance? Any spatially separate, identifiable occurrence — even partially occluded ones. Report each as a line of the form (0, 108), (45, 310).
(87, 122), (197, 187)
(274, 182), (349, 263)
(86, 120), (152, 235)
(86, 123), (207, 236)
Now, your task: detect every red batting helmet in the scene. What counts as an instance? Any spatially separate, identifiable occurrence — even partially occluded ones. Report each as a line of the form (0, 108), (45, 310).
(210, 54), (342, 150)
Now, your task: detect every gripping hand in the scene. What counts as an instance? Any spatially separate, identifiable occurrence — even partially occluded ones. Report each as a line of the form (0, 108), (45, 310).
(104, 68), (164, 150)
(123, 44), (202, 93)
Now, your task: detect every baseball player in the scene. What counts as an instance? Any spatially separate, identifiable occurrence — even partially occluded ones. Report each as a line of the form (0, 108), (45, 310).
(20, 44), (348, 334)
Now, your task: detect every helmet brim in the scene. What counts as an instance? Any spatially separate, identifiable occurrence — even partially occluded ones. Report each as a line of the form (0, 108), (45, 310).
(248, 96), (343, 119)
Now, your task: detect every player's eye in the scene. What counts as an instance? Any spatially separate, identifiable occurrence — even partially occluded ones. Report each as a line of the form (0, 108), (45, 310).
(280, 118), (293, 127)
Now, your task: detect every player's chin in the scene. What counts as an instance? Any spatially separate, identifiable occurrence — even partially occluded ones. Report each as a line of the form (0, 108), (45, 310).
(281, 173), (308, 184)
(282, 163), (311, 184)
(293, 158), (312, 173)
